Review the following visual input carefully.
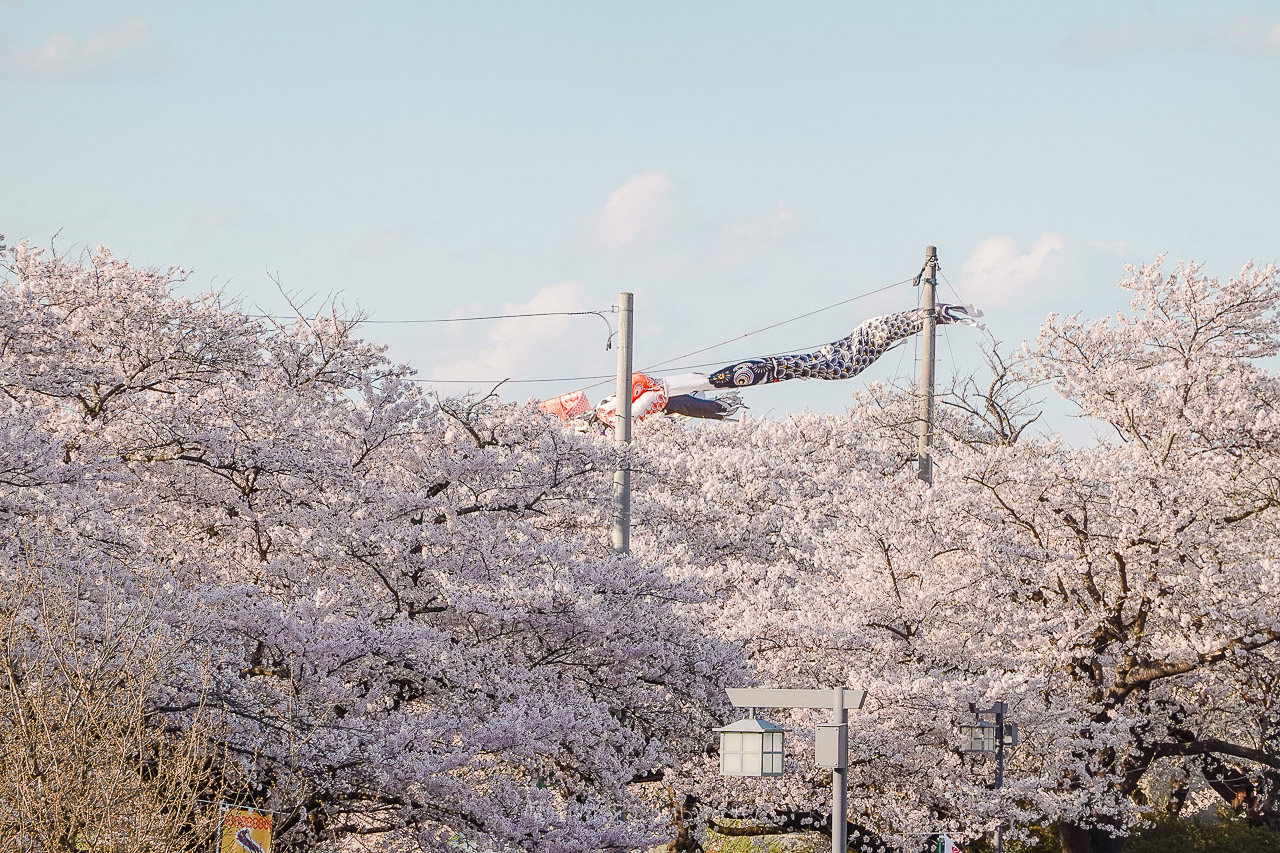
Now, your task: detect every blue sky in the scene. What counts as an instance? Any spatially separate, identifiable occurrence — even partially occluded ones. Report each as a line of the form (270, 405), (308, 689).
(4, 2), (1279, 439)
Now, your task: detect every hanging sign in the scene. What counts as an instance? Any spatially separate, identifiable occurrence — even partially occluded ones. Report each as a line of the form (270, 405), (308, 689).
(219, 806), (273, 853)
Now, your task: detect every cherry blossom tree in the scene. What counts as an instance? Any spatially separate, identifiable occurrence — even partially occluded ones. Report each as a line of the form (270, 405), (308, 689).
(0, 244), (741, 852)
(5, 239), (1278, 853)
(632, 259), (1280, 853)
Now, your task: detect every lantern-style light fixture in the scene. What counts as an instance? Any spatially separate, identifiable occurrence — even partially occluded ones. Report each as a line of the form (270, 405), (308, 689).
(959, 702), (1017, 754)
(958, 720), (999, 753)
(715, 717), (785, 777)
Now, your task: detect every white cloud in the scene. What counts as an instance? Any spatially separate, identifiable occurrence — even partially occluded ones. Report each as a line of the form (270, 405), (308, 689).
(587, 171), (805, 285)
(0, 17), (166, 80)
(1057, 15), (1280, 58)
(428, 282), (598, 389)
(1264, 20), (1280, 53)
(589, 171), (678, 252)
(958, 233), (1069, 308)
(712, 204), (799, 269)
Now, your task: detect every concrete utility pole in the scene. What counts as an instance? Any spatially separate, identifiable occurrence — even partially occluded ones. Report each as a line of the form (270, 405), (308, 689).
(916, 245), (939, 485)
(611, 292), (633, 553)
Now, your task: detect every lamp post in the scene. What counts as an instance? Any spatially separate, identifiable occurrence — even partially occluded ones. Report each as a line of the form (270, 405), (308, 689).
(717, 687), (867, 853)
(958, 701), (1016, 853)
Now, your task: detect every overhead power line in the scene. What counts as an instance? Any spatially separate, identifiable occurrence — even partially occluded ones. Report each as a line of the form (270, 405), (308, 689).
(937, 265), (966, 307)
(255, 306), (620, 350)
(369, 309), (615, 325)
(410, 342), (850, 385)
(637, 277), (912, 374)
(415, 374), (614, 385)
(938, 267), (997, 346)
(412, 276), (915, 390)
(252, 308), (615, 325)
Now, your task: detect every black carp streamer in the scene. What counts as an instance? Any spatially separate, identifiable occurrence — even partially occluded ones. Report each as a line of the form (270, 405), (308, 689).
(705, 304), (981, 389)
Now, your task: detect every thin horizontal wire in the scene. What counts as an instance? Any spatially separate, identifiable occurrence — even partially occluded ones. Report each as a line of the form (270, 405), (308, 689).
(409, 340), (854, 385)
(251, 308), (617, 324)
(639, 277), (912, 374)
(563, 275), (916, 397)
(410, 275), (915, 389)
(414, 374), (613, 385)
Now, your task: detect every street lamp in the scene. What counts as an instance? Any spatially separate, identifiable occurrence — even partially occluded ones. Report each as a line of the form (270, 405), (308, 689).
(960, 701), (1016, 853)
(958, 720), (1012, 753)
(716, 687), (867, 853)
(715, 717), (786, 776)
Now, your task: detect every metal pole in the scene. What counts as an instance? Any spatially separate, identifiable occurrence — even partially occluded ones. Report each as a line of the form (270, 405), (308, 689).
(611, 292), (633, 553)
(994, 704), (1005, 853)
(832, 687), (847, 853)
(916, 245), (938, 485)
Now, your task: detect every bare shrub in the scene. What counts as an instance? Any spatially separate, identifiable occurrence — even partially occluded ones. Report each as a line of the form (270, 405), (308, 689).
(0, 541), (226, 852)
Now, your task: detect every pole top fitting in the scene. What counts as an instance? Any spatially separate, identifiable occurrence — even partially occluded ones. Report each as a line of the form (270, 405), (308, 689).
(925, 245), (937, 259)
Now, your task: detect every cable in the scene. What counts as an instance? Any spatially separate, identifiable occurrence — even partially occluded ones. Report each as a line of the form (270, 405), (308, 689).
(414, 374), (613, 385)
(892, 320), (911, 380)
(638, 277), (912, 374)
(912, 259), (930, 288)
(939, 265), (999, 346)
(256, 306), (619, 351)
(565, 276), (916, 397)
(251, 308), (616, 324)
(410, 340), (852, 385)
(411, 275), (914, 391)
(938, 266), (967, 307)
(913, 274), (923, 380)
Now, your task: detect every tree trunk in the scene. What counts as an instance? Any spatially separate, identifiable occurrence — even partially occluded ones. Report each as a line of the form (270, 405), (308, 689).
(1251, 769), (1280, 830)
(1060, 823), (1125, 853)
(666, 792), (702, 853)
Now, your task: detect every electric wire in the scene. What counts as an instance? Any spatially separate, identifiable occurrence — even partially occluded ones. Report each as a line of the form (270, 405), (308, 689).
(912, 271), (923, 382)
(884, 283), (915, 390)
(411, 339), (876, 385)
(937, 265), (967, 307)
(257, 305), (620, 354)
(942, 323), (958, 372)
(414, 375), (612, 385)
(939, 265), (999, 346)
(639, 277), (912, 374)
(251, 308), (617, 324)
(411, 275), (915, 391)
(926, 265), (963, 383)
(891, 318), (912, 382)
(559, 275), (917, 397)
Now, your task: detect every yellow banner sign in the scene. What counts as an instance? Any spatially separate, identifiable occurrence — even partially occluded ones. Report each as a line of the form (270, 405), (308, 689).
(220, 807), (273, 853)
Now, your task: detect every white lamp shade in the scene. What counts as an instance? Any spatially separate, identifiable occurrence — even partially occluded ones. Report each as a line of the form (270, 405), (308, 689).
(959, 722), (998, 753)
(716, 718), (785, 777)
